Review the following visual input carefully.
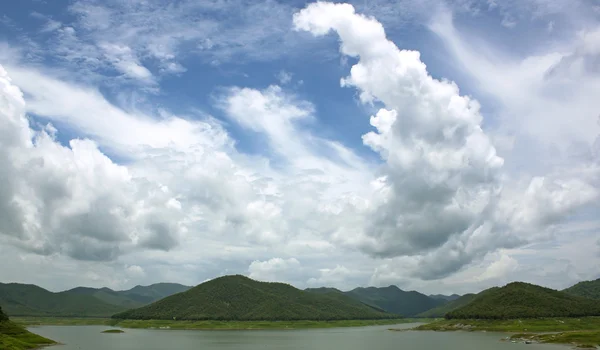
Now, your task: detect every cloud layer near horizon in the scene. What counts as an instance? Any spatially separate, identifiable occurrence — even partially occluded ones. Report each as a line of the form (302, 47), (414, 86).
(0, 0), (599, 293)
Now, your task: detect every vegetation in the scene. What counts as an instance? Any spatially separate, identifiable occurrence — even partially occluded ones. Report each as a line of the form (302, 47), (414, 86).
(13, 316), (410, 330)
(113, 275), (398, 321)
(0, 282), (190, 317)
(415, 317), (600, 332)
(115, 318), (408, 329)
(445, 282), (600, 319)
(0, 282), (126, 317)
(417, 294), (477, 318)
(342, 286), (445, 317)
(0, 306), (56, 350)
(429, 294), (461, 302)
(65, 283), (191, 308)
(564, 278), (600, 300)
(510, 331), (600, 348)
(101, 329), (125, 333)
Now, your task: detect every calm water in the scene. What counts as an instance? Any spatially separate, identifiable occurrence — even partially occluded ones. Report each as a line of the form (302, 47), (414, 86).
(30, 323), (564, 350)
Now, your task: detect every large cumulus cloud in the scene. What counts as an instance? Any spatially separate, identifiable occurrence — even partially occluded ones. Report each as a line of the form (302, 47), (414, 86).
(294, 2), (599, 279)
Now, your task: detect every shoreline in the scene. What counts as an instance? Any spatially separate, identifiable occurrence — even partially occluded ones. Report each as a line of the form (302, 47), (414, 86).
(410, 317), (600, 348)
(17, 317), (414, 331)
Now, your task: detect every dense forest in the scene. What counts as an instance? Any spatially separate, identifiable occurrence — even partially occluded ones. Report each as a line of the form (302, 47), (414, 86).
(343, 286), (445, 317)
(113, 275), (398, 321)
(563, 278), (600, 300)
(446, 282), (600, 319)
(417, 293), (477, 318)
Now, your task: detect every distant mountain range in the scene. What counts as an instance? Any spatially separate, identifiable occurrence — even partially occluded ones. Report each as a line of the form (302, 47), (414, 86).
(2, 277), (600, 320)
(113, 275), (395, 321)
(0, 282), (190, 317)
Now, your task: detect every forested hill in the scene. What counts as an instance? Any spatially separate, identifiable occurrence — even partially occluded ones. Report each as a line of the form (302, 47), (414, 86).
(65, 283), (191, 308)
(344, 286), (446, 317)
(113, 275), (398, 321)
(0, 283), (125, 317)
(446, 282), (600, 319)
(417, 293), (477, 318)
(563, 278), (600, 300)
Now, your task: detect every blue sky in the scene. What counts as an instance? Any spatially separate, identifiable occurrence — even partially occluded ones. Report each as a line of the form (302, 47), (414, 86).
(0, 0), (599, 294)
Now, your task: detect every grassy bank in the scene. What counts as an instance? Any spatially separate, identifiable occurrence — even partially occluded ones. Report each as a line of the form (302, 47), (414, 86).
(15, 317), (411, 330)
(415, 317), (600, 332)
(414, 317), (600, 348)
(510, 331), (600, 348)
(0, 320), (56, 350)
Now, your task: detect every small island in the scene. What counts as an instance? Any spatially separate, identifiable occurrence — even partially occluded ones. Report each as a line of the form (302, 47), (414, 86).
(102, 329), (125, 333)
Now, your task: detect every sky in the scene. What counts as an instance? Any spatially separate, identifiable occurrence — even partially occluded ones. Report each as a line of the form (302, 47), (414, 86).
(0, 0), (599, 295)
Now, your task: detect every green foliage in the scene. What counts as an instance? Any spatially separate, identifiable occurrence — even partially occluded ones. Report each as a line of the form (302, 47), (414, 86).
(417, 294), (477, 318)
(0, 282), (190, 318)
(564, 278), (600, 300)
(445, 282), (600, 319)
(115, 318), (408, 329)
(511, 330), (600, 347)
(416, 317), (600, 332)
(101, 329), (125, 333)
(113, 275), (398, 321)
(66, 283), (191, 308)
(343, 286), (446, 317)
(0, 282), (125, 317)
(0, 308), (55, 350)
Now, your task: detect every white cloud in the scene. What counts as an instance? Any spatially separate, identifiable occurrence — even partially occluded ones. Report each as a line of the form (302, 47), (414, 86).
(1, 1), (598, 294)
(293, 2), (599, 280)
(248, 258), (301, 283)
(99, 43), (154, 83)
(276, 70), (293, 85)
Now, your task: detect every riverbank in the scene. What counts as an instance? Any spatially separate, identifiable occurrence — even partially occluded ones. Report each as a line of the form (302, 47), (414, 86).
(413, 317), (600, 348)
(16, 317), (412, 330)
(0, 320), (56, 350)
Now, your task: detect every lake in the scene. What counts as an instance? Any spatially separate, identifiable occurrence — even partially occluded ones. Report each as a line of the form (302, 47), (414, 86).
(30, 323), (564, 350)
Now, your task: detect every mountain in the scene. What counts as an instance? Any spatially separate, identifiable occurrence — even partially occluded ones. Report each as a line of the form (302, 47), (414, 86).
(65, 283), (191, 308)
(343, 286), (446, 317)
(121, 283), (191, 303)
(563, 278), (600, 300)
(113, 275), (398, 321)
(446, 282), (600, 319)
(0, 306), (55, 350)
(417, 293), (477, 318)
(0, 283), (125, 317)
(429, 294), (461, 302)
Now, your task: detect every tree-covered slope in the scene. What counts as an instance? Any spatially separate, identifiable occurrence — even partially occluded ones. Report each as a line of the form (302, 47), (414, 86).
(0, 283), (125, 317)
(0, 306), (55, 350)
(429, 294), (461, 302)
(417, 293), (477, 318)
(446, 282), (600, 319)
(563, 278), (600, 300)
(113, 275), (398, 321)
(65, 283), (191, 308)
(121, 283), (191, 304)
(344, 286), (445, 317)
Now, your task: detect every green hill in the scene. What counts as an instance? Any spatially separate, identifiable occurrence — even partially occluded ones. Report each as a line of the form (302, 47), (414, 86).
(344, 286), (445, 317)
(429, 294), (461, 302)
(0, 283), (125, 317)
(65, 283), (191, 308)
(446, 282), (600, 319)
(417, 293), (477, 318)
(563, 278), (600, 300)
(0, 306), (55, 350)
(113, 275), (398, 321)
